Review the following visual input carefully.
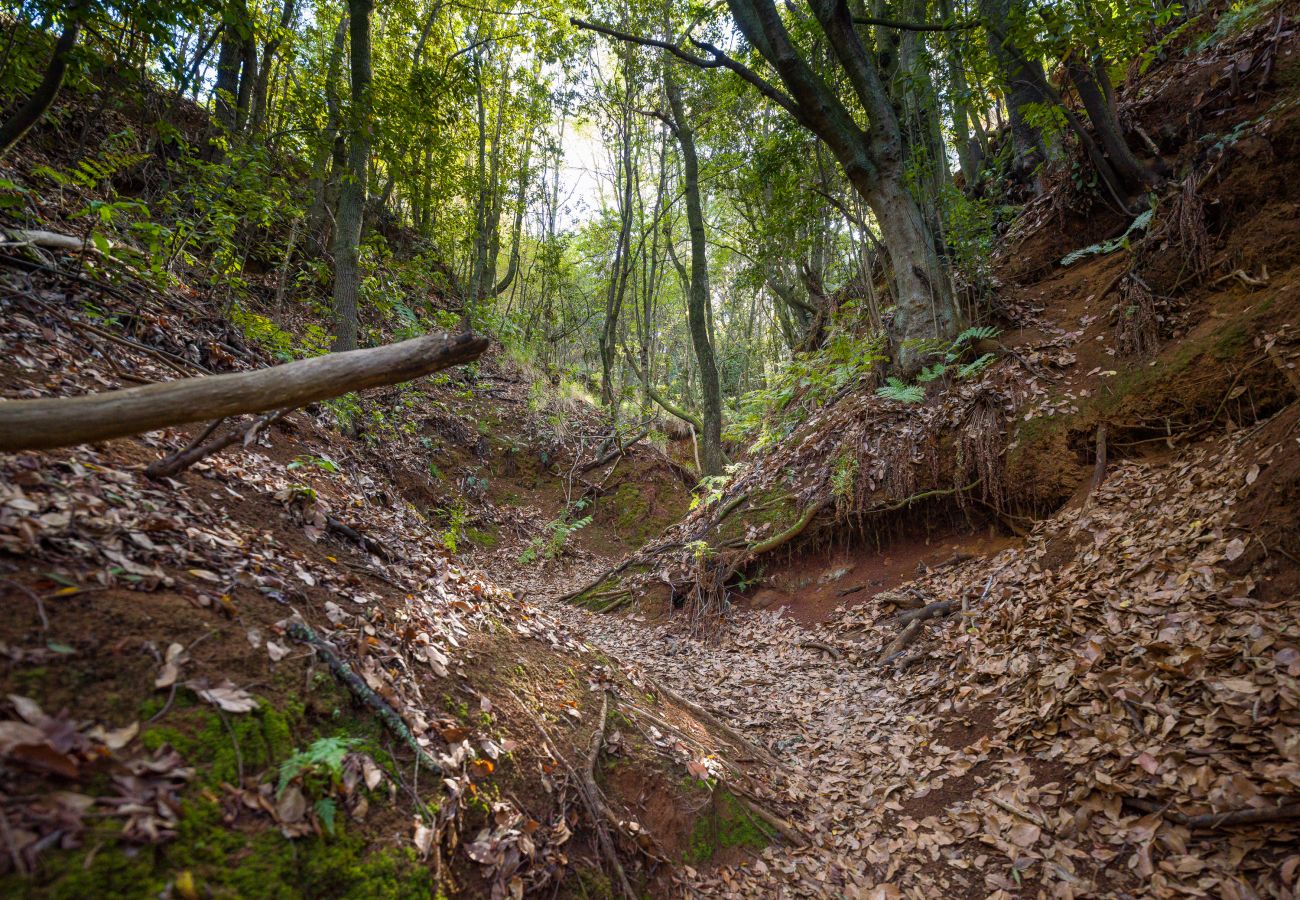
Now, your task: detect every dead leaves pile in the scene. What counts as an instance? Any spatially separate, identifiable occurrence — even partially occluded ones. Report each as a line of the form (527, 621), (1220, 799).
(556, 410), (1300, 898)
(0, 694), (192, 873)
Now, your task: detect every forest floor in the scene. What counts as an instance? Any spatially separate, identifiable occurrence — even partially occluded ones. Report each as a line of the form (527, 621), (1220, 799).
(2, 7), (1300, 899)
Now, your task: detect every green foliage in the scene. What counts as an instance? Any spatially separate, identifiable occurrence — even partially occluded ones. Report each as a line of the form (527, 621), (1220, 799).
(436, 501), (471, 555)
(1193, 0), (1276, 52)
(278, 736), (359, 796)
(727, 331), (887, 453)
(690, 473), (733, 511)
(876, 377), (926, 404)
(1060, 207), (1155, 266)
(878, 327), (1001, 402)
(518, 504), (592, 564)
(288, 454), (341, 474)
(830, 452), (857, 502)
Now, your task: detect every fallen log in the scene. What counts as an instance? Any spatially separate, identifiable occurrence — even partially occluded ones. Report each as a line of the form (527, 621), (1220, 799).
(0, 330), (489, 452)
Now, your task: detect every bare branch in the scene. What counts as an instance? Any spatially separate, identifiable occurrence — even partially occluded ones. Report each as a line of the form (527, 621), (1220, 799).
(852, 15), (977, 32)
(570, 18), (800, 118)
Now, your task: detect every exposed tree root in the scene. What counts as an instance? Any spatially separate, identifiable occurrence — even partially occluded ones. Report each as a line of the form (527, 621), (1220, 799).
(748, 501), (827, 554)
(507, 688), (636, 900)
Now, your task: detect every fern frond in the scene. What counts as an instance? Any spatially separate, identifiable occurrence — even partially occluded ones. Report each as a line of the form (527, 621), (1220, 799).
(875, 377), (925, 404)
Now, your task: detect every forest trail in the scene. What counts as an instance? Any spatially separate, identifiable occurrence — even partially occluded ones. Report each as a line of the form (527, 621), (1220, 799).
(529, 399), (1300, 896)
(2, 1), (1300, 897)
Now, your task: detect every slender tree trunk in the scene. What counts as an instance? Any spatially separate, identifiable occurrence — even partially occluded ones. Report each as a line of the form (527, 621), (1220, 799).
(938, 0), (980, 186)
(0, 5), (82, 158)
(306, 17), (346, 257)
(251, 0), (297, 133)
(599, 68), (636, 407)
(979, 0), (1049, 191)
(1067, 53), (1156, 191)
(665, 68), (724, 476)
(492, 127), (533, 297)
(331, 0), (373, 353)
(236, 29), (257, 131)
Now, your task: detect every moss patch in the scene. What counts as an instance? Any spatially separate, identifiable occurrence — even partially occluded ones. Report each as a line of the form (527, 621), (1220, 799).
(140, 698), (300, 788)
(4, 799), (432, 899)
(684, 786), (776, 864)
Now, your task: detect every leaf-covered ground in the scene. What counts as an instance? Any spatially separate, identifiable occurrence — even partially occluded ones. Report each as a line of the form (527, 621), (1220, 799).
(545, 401), (1300, 898)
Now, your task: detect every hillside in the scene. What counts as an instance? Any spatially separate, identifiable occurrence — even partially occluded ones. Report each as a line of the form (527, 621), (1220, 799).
(1, 0), (1299, 898)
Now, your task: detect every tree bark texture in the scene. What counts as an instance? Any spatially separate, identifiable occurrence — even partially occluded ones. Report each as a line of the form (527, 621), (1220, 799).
(0, 6), (83, 157)
(0, 332), (488, 452)
(331, 0), (374, 352)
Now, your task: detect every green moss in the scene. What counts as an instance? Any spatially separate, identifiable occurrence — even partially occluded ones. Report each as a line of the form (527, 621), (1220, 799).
(11, 666), (48, 695)
(9, 797), (431, 899)
(612, 482), (652, 541)
(465, 524), (500, 549)
(141, 699), (300, 788)
(684, 787), (775, 865)
(567, 867), (613, 898)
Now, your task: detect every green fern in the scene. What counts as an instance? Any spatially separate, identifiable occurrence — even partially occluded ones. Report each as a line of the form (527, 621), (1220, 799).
(875, 377), (925, 404)
(278, 737), (359, 796)
(952, 325), (999, 348)
(314, 797), (338, 835)
(957, 353), (997, 379)
(916, 362), (948, 384)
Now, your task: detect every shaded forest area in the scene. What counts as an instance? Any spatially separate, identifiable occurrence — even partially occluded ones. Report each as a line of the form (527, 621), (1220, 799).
(0, 0), (1299, 896)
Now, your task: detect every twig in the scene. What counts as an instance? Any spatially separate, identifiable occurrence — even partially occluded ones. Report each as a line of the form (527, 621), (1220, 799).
(1125, 796), (1300, 829)
(799, 639), (842, 660)
(989, 795), (1050, 830)
(2, 578), (49, 632)
(286, 622), (440, 773)
(326, 516), (391, 561)
(1083, 423), (1108, 505)
(644, 676), (780, 769)
(724, 781), (808, 847)
(25, 293), (208, 376)
(0, 808), (27, 876)
(218, 710), (245, 785)
(509, 688), (635, 900)
(145, 408), (288, 479)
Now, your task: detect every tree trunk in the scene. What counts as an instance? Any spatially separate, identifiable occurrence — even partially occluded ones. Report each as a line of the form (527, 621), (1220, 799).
(212, 0), (248, 136)
(236, 28), (257, 131)
(665, 67), (725, 476)
(979, 0), (1049, 191)
(0, 5), (82, 158)
(718, 0), (960, 373)
(599, 65), (636, 407)
(250, 0), (297, 133)
(331, 0), (373, 353)
(1067, 54), (1156, 192)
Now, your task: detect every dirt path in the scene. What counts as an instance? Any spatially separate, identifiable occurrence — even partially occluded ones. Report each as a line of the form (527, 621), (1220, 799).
(542, 593), (897, 896)
(522, 404), (1300, 898)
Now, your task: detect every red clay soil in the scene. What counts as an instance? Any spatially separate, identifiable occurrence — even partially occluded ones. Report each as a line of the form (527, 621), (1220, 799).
(744, 528), (1020, 624)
